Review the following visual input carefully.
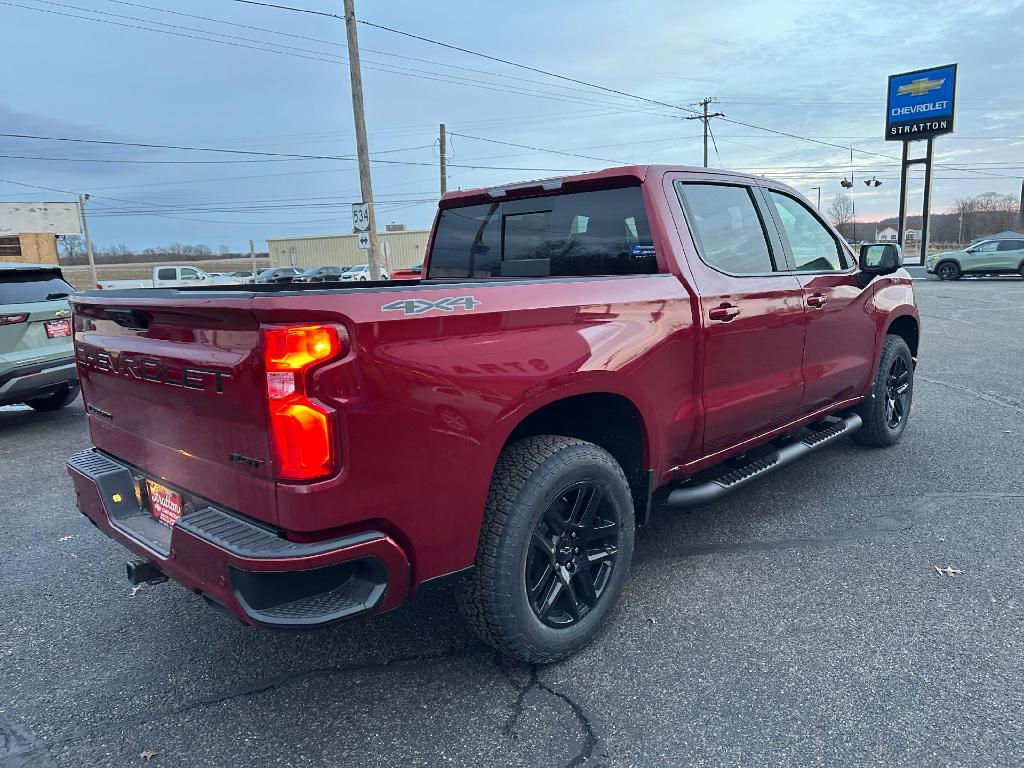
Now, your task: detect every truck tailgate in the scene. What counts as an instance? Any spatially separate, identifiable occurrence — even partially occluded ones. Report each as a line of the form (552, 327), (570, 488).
(72, 292), (278, 524)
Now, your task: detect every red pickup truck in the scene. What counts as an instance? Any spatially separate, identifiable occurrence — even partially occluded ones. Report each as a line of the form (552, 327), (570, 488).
(67, 166), (918, 663)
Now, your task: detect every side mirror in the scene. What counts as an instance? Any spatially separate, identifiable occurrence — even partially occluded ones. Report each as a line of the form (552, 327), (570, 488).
(859, 243), (902, 281)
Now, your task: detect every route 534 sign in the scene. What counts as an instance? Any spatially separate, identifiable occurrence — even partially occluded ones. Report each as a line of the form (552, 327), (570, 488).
(351, 202), (370, 231)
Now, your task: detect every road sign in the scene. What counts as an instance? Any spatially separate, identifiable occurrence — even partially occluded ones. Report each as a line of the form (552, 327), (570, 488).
(885, 64), (957, 141)
(356, 231), (370, 250)
(352, 202), (370, 232)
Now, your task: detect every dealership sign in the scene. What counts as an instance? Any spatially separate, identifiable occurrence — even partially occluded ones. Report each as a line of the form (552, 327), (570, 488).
(885, 64), (957, 141)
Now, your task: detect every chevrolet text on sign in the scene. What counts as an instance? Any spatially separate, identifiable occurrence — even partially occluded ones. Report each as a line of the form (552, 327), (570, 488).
(885, 64), (957, 141)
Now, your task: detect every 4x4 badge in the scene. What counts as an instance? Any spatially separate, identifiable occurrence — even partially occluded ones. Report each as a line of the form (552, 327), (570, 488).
(381, 296), (480, 316)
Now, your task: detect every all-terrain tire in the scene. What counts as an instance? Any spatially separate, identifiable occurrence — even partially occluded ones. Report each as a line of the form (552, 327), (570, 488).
(24, 385), (79, 412)
(853, 335), (913, 447)
(458, 435), (635, 664)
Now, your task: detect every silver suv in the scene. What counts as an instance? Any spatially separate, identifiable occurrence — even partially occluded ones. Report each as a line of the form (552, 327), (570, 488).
(0, 263), (79, 411)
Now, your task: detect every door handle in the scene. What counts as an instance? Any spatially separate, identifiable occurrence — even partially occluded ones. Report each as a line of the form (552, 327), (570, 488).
(807, 293), (828, 308)
(709, 303), (741, 322)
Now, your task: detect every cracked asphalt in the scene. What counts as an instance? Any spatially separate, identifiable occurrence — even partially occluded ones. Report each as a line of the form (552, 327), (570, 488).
(2, 278), (1023, 767)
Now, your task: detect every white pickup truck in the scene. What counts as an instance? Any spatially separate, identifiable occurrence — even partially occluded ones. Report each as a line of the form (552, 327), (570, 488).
(95, 265), (240, 290)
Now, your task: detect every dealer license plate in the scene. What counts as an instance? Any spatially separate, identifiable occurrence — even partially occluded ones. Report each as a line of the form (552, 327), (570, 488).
(45, 319), (72, 338)
(146, 480), (183, 527)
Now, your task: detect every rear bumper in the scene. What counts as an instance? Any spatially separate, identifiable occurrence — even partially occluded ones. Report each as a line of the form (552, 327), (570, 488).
(66, 448), (409, 629)
(0, 359), (78, 406)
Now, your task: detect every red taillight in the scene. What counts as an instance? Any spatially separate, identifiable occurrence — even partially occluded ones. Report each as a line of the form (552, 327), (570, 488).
(262, 324), (344, 481)
(0, 313), (29, 326)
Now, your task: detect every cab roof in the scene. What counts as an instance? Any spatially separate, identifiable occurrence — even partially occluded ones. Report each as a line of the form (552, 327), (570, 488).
(0, 262), (64, 272)
(438, 165), (767, 208)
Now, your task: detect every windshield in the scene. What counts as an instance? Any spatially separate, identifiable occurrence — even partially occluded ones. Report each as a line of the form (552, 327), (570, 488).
(0, 271), (75, 304)
(343, 264), (366, 272)
(300, 268), (321, 276)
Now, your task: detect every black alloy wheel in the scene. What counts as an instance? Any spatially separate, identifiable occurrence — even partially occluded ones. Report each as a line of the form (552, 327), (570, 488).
(937, 262), (960, 281)
(885, 355), (911, 429)
(526, 481), (620, 628)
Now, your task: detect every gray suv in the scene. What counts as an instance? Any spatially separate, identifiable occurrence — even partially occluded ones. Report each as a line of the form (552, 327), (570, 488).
(0, 263), (79, 410)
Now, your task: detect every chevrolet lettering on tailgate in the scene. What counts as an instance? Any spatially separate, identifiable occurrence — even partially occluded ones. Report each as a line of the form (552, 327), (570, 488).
(75, 344), (232, 393)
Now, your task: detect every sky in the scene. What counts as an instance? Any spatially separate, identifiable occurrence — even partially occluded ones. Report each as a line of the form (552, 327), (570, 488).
(1, 0), (1022, 251)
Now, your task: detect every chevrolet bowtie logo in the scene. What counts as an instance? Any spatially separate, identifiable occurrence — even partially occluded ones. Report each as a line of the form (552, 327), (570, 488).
(897, 77), (945, 97)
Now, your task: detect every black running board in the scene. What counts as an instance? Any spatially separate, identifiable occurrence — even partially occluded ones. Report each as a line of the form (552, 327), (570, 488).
(665, 413), (862, 510)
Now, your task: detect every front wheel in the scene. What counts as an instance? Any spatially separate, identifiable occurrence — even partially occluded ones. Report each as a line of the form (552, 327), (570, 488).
(853, 335), (913, 447)
(936, 261), (960, 281)
(458, 436), (635, 663)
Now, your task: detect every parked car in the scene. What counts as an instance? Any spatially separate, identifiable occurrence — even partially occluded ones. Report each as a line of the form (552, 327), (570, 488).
(96, 265), (239, 290)
(257, 267), (304, 284)
(293, 266), (347, 283)
(390, 263), (423, 280)
(927, 238), (1024, 280)
(227, 270), (257, 284)
(338, 263), (390, 281)
(1, 263), (79, 411)
(66, 165), (919, 663)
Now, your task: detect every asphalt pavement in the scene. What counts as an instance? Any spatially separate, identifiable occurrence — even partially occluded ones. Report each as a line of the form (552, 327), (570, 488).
(2, 278), (1022, 767)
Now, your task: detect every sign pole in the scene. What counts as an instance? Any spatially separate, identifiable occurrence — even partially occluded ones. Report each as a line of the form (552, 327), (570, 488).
(919, 138), (935, 265)
(897, 141), (909, 250)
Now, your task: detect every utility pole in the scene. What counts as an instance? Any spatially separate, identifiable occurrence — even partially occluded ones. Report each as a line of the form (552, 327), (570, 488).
(1018, 179), (1023, 231)
(342, 0), (381, 278)
(249, 239), (256, 275)
(686, 97), (724, 168)
(439, 123), (447, 196)
(78, 194), (97, 288)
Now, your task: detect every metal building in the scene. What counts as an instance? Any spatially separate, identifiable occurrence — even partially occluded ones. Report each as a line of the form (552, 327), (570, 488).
(266, 229), (430, 271)
(0, 202), (81, 265)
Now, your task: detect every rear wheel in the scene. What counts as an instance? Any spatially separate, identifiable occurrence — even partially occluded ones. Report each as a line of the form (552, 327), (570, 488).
(24, 384), (79, 411)
(936, 261), (960, 281)
(458, 436), (635, 663)
(853, 335), (913, 447)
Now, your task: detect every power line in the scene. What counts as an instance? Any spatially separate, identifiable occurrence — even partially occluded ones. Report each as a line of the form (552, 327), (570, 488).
(447, 132), (630, 165)
(0, 133), (590, 172)
(7, 2), (668, 113)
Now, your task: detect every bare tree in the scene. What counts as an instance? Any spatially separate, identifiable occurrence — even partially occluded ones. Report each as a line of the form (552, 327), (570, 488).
(828, 194), (855, 238)
(951, 196), (980, 243)
(57, 234), (85, 262)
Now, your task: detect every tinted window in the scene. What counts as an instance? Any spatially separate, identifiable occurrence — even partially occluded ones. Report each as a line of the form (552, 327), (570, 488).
(768, 190), (846, 272)
(427, 186), (656, 278)
(0, 271), (74, 304)
(997, 240), (1022, 251)
(157, 267), (176, 280)
(677, 183), (775, 274)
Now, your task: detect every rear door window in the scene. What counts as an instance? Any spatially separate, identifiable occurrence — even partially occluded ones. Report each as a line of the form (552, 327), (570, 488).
(156, 267), (176, 280)
(0, 271), (74, 304)
(997, 240), (1023, 251)
(676, 182), (777, 274)
(427, 186), (656, 279)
